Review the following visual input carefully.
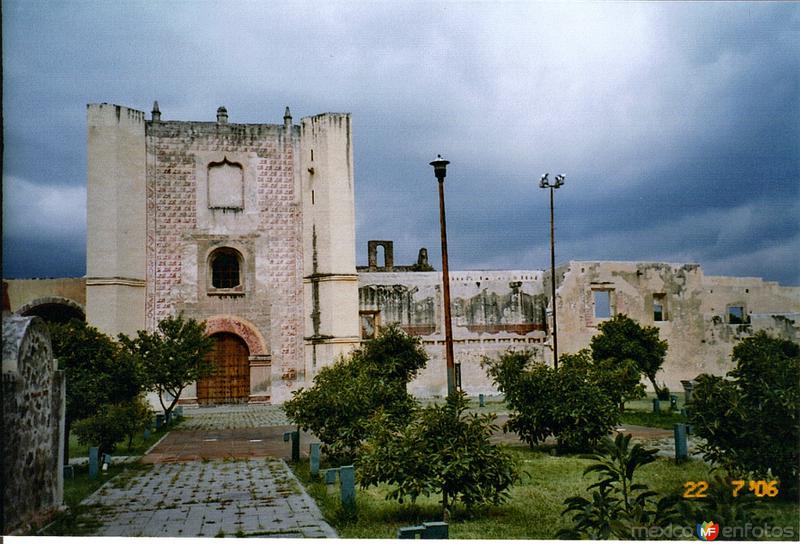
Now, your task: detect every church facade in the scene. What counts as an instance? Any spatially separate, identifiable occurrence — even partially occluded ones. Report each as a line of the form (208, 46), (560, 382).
(4, 103), (799, 403)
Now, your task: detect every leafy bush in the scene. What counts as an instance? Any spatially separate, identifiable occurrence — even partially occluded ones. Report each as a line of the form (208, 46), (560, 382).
(73, 398), (151, 458)
(590, 314), (668, 398)
(358, 391), (518, 515)
(560, 350), (645, 411)
(284, 324), (427, 461)
(49, 320), (144, 462)
(558, 433), (680, 539)
(688, 332), (800, 498)
(483, 350), (618, 452)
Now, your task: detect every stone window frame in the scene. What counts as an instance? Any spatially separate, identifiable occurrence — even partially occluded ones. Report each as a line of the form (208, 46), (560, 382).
(591, 288), (614, 321)
(207, 157), (245, 210)
(652, 293), (668, 322)
(359, 310), (381, 339)
(207, 246), (245, 296)
(727, 304), (750, 325)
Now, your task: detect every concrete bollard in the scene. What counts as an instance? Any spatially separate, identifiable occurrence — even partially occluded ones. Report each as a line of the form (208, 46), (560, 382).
(102, 453), (111, 472)
(310, 443), (321, 478)
(175, 406), (183, 419)
(283, 430), (300, 462)
(674, 423), (688, 462)
(156, 414), (165, 430)
(89, 447), (99, 479)
(398, 522), (449, 539)
(339, 465), (355, 512)
(652, 398), (661, 414)
(670, 394), (678, 410)
(144, 427), (151, 440)
(479, 394), (485, 407)
(325, 465), (356, 511)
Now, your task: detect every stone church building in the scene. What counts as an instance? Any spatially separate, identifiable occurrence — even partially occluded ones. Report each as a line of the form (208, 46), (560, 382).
(4, 102), (800, 403)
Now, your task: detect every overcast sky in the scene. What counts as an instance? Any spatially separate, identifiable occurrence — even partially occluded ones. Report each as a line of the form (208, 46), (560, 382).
(3, 1), (798, 285)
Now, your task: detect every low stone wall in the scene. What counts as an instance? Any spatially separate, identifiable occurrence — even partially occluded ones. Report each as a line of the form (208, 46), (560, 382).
(2, 314), (66, 534)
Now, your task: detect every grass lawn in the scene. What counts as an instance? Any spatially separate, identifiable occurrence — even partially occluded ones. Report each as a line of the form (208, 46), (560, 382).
(294, 443), (799, 540)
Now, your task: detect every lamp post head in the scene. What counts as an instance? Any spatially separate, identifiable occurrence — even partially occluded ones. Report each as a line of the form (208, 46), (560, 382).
(555, 174), (566, 188)
(539, 173), (549, 188)
(430, 155), (450, 181)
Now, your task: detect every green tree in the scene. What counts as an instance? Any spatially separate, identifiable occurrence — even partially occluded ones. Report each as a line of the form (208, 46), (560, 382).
(284, 323), (427, 461)
(49, 320), (142, 462)
(560, 349), (645, 411)
(358, 392), (518, 517)
(688, 332), (800, 498)
(590, 314), (668, 398)
(120, 313), (215, 419)
(483, 350), (618, 452)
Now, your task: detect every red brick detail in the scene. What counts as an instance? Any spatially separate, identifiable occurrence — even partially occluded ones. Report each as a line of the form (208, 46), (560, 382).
(205, 315), (267, 355)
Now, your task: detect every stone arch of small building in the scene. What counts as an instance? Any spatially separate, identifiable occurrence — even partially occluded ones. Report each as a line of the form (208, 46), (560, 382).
(16, 297), (86, 323)
(204, 314), (267, 356)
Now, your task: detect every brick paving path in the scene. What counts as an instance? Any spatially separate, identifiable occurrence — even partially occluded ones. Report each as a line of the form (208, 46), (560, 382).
(77, 404), (335, 538)
(84, 459), (335, 538)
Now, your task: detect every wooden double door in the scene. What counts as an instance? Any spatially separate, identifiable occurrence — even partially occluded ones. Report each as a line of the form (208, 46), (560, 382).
(197, 333), (250, 405)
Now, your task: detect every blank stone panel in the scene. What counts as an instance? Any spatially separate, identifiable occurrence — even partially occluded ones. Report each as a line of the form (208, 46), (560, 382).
(208, 159), (244, 209)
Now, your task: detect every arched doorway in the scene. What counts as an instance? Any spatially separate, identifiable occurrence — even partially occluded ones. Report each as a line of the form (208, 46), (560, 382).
(17, 297), (85, 324)
(197, 332), (250, 405)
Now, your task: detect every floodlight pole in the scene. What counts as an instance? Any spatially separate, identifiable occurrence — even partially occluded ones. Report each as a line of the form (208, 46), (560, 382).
(540, 173), (565, 369)
(430, 155), (456, 397)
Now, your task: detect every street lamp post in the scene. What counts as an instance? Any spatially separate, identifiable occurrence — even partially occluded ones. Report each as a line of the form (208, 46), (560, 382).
(539, 173), (565, 369)
(430, 155), (456, 397)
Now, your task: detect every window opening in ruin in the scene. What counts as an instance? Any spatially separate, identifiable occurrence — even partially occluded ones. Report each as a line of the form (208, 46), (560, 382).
(360, 311), (380, 339)
(311, 149), (314, 161)
(653, 293), (667, 321)
(311, 190), (315, 205)
(376, 245), (386, 269)
(211, 249), (241, 289)
(593, 290), (612, 319)
(727, 305), (749, 325)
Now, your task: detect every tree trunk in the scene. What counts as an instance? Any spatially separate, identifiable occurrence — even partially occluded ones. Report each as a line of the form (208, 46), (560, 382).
(649, 376), (662, 398)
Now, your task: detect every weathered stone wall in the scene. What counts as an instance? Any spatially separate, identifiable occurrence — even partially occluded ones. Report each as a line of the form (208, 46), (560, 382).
(145, 112), (303, 402)
(554, 261), (800, 389)
(2, 314), (65, 534)
(359, 270), (547, 396)
(4, 278), (86, 313)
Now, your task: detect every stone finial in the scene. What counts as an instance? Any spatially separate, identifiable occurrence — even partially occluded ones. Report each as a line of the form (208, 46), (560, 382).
(284, 107), (292, 130)
(217, 106), (228, 124)
(151, 101), (161, 121)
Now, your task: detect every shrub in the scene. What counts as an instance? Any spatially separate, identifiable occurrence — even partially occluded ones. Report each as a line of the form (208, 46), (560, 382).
(358, 391), (518, 515)
(688, 332), (800, 498)
(560, 349), (645, 411)
(590, 314), (668, 398)
(283, 324), (427, 461)
(483, 350), (618, 452)
(558, 433), (680, 539)
(49, 320), (144, 462)
(73, 398), (151, 458)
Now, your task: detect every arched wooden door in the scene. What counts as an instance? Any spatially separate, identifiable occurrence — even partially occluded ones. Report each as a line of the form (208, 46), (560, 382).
(197, 333), (250, 405)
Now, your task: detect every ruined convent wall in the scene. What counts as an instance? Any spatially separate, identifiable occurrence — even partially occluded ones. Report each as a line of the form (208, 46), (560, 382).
(2, 314), (65, 534)
(555, 261), (800, 389)
(4, 278), (86, 314)
(359, 270), (548, 397)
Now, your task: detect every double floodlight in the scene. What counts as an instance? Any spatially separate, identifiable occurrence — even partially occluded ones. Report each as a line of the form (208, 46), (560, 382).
(539, 173), (566, 189)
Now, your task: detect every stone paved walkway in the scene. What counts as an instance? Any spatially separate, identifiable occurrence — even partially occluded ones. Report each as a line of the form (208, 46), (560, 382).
(82, 458), (336, 538)
(75, 404), (335, 538)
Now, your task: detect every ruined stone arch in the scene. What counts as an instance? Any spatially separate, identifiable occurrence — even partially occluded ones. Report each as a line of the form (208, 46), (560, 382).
(204, 314), (267, 356)
(16, 296), (86, 323)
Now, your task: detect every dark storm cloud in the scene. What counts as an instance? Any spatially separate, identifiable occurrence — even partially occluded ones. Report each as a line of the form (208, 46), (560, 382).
(3, 1), (798, 284)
